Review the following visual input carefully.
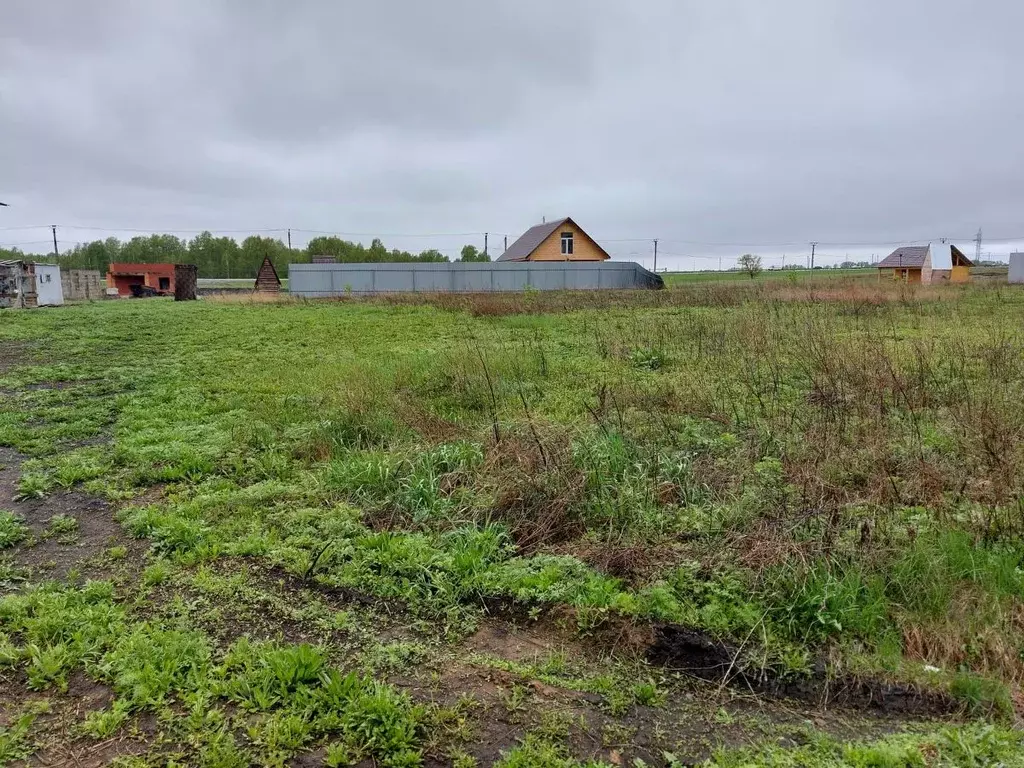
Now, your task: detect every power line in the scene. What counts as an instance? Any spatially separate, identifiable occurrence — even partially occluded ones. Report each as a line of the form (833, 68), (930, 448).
(3, 221), (1024, 249)
(293, 228), (501, 238)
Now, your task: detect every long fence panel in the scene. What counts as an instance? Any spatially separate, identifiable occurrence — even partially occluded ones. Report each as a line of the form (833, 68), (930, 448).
(288, 262), (663, 297)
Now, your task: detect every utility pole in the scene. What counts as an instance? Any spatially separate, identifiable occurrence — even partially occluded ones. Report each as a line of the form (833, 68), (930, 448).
(503, 235), (507, 252)
(975, 228), (982, 263)
(287, 228), (292, 250)
(653, 239), (658, 272)
(809, 241), (818, 270)
(51, 225), (59, 259)
(484, 232), (488, 258)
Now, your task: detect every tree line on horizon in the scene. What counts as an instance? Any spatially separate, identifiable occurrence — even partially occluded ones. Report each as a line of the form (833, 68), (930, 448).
(0, 233), (492, 279)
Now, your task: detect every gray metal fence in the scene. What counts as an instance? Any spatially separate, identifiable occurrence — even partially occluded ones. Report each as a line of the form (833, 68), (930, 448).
(288, 261), (663, 297)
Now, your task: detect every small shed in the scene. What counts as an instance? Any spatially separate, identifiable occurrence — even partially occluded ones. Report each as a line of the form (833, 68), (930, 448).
(254, 257), (282, 293)
(877, 243), (972, 284)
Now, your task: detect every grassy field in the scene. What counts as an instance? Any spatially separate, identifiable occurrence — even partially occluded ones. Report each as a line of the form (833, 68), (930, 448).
(661, 268), (876, 285)
(1, 279), (1023, 765)
(662, 266), (1007, 286)
(198, 277), (290, 290)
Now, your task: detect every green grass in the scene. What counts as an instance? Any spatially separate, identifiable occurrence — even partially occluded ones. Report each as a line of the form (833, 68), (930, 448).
(3, 281), (1024, 761)
(662, 267), (876, 285)
(0, 511), (29, 549)
(702, 723), (1024, 767)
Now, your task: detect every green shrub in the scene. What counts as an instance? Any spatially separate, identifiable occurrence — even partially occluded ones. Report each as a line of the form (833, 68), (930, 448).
(949, 672), (1014, 719)
(47, 514), (78, 536)
(80, 699), (132, 738)
(496, 733), (608, 768)
(197, 729), (251, 768)
(219, 640), (326, 711)
(99, 624), (211, 708)
(50, 448), (112, 487)
(339, 682), (423, 765)
(889, 530), (1023, 619)
(0, 702), (49, 764)
(771, 563), (889, 643)
(0, 581), (123, 690)
(0, 512), (28, 549)
(13, 473), (52, 501)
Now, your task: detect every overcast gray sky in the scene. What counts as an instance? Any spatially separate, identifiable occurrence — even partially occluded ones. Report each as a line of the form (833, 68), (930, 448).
(2, 1), (1022, 269)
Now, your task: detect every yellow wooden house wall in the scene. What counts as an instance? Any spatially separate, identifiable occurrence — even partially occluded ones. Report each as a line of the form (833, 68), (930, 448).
(889, 268), (922, 283)
(527, 221), (608, 261)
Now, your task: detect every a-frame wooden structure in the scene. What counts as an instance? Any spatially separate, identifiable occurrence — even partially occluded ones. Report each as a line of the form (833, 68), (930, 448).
(254, 257), (281, 294)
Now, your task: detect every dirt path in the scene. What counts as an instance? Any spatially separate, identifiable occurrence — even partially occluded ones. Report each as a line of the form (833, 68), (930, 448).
(0, 448), (145, 583)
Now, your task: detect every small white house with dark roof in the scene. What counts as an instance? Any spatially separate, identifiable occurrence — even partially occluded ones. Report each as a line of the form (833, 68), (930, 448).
(877, 242), (972, 284)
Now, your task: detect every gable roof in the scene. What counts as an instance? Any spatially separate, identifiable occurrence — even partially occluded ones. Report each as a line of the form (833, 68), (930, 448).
(947, 244), (972, 267)
(497, 217), (610, 262)
(877, 246), (928, 268)
(877, 244), (973, 269)
(497, 218), (568, 262)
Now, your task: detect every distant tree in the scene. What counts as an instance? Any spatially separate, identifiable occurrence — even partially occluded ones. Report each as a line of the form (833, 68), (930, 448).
(239, 236), (289, 278)
(417, 249), (448, 263)
(459, 244), (489, 262)
(305, 236), (449, 264)
(738, 253), (762, 279)
(0, 246), (27, 263)
(368, 238), (389, 262)
(189, 231), (241, 278)
(120, 234), (187, 264)
(55, 237), (123, 273)
(306, 235), (367, 263)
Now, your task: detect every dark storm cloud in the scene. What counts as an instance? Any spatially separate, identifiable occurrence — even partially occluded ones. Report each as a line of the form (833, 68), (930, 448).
(1, 1), (1022, 267)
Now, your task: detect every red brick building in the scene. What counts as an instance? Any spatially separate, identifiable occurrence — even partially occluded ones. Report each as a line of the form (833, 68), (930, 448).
(106, 263), (176, 297)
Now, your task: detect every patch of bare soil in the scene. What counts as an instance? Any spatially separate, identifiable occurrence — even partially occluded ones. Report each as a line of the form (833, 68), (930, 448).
(0, 671), (145, 768)
(464, 620), (565, 663)
(648, 624), (959, 717)
(448, 616), (957, 765)
(0, 340), (36, 377)
(26, 739), (147, 768)
(0, 447), (146, 582)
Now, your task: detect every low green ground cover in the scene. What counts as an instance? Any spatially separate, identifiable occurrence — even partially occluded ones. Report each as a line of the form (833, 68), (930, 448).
(2, 279), (1024, 763)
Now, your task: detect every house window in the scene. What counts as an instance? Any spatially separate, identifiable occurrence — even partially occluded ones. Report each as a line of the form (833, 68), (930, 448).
(159, 277), (170, 290)
(560, 232), (573, 256)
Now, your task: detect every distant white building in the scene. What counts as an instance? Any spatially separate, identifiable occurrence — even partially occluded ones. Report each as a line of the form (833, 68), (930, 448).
(1010, 253), (1024, 284)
